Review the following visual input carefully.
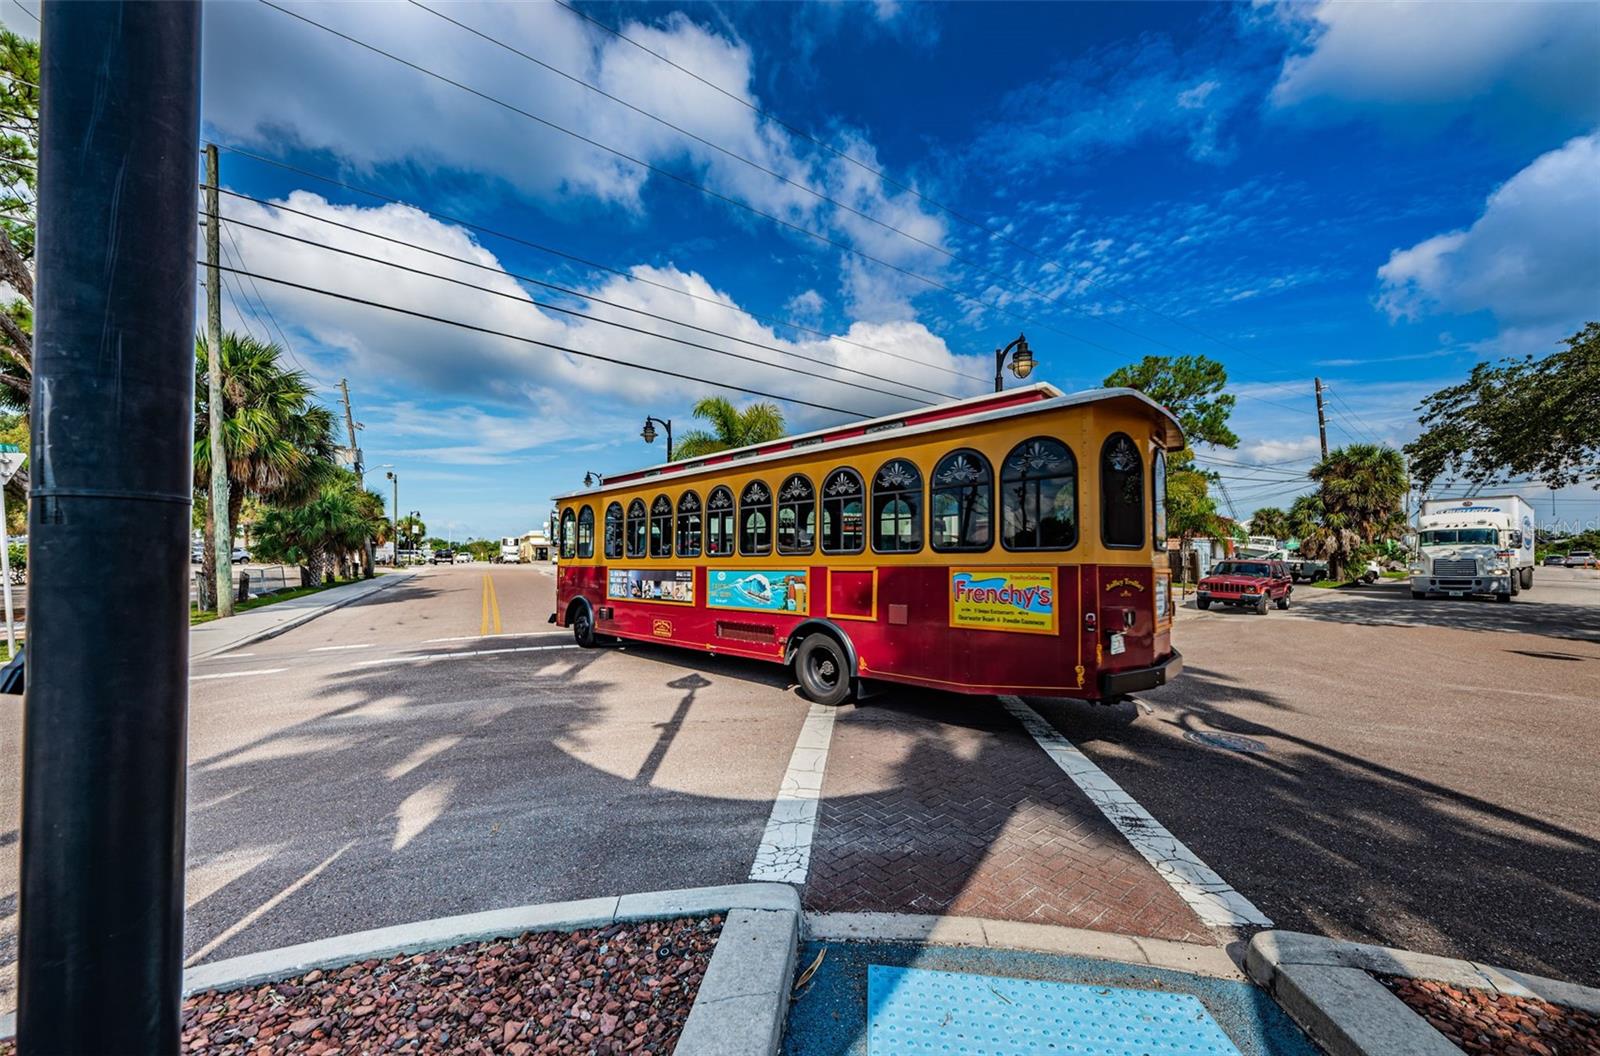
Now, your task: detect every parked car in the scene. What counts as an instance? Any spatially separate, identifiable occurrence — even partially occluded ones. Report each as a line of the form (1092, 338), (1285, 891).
(430, 548), (455, 565)
(453, 552), (473, 564)
(232, 547), (250, 563)
(1543, 553), (1569, 566)
(1284, 554), (1328, 583)
(1566, 550), (1596, 568)
(1196, 559), (1294, 614)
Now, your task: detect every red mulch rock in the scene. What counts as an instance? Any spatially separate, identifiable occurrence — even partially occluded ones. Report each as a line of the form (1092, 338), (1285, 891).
(1380, 974), (1600, 1056)
(0, 915), (720, 1055)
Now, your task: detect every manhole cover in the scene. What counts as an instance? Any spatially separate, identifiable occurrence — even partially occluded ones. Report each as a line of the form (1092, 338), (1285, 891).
(1185, 730), (1268, 754)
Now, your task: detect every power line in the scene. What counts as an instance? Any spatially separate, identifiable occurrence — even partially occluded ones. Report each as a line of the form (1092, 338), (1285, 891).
(407, 0), (1248, 368)
(6, 1), (37, 27)
(256, 0), (1128, 359)
(213, 144), (987, 385)
(211, 186), (955, 402)
(205, 260), (885, 419)
(1323, 385), (1385, 445)
(210, 209), (939, 409)
(219, 216), (308, 371)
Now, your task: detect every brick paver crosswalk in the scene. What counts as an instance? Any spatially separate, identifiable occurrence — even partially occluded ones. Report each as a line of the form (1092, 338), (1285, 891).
(804, 697), (1210, 944)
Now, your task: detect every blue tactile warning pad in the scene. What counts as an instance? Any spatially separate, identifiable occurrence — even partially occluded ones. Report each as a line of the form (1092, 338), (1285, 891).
(867, 965), (1244, 1056)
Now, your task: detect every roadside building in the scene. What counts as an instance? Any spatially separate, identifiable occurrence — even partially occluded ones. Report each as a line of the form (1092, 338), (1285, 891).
(518, 529), (552, 563)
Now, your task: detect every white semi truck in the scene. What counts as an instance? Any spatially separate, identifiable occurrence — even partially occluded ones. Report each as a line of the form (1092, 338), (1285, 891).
(1409, 495), (1536, 603)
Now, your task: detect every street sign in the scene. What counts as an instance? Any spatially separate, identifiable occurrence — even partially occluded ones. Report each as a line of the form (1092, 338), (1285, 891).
(0, 445), (24, 485)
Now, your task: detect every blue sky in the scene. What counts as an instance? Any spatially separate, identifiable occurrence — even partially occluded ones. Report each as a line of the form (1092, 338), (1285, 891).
(14, 0), (1599, 538)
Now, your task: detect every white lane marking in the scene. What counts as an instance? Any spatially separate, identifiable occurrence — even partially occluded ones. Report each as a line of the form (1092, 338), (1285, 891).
(352, 644), (575, 667)
(749, 701), (838, 885)
(184, 840), (356, 965)
(309, 643), (373, 652)
(219, 652), (255, 658)
(1001, 696), (1272, 928)
(423, 631), (567, 644)
(190, 668), (287, 681)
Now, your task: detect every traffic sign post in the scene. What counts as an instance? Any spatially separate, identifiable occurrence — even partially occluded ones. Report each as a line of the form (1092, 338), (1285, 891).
(0, 443), (25, 655)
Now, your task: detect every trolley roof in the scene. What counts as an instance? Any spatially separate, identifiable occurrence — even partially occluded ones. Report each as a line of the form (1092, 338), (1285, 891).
(551, 382), (1185, 501)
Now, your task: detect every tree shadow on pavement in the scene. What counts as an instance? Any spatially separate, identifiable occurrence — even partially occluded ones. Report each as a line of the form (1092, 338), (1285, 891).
(1036, 671), (1600, 987)
(1284, 591), (1600, 643)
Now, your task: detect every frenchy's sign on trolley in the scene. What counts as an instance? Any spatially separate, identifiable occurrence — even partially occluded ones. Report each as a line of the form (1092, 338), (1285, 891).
(950, 569), (1058, 634)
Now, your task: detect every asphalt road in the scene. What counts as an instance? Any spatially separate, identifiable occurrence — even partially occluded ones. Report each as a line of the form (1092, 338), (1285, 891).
(0, 561), (1596, 1015)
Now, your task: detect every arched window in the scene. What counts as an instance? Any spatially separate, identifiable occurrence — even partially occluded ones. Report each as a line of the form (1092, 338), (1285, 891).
(577, 505), (595, 559)
(1001, 437), (1078, 551)
(872, 459), (922, 553)
(1152, 450), (1167, 551)
(676, 490), (702, 558)
(626, 498), (647, 558)
(820, 468), (864, 555)
(604, 502), (623, 559)
(1101, 432), (1144, 549)
(559, 508), (577, 560)
(649, 494), (673, 558)
(777, 474), (815, 555)
(930, 449), (992, 553)
(705, 486), (735, 556)
(739, 480), (772, 555)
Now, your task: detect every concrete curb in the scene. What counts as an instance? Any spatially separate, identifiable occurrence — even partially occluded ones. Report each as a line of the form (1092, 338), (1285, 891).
(1246, 930), (1600, 1056)
(0, 882), (800, 1049)
(192, 569), (417, 660)
(804, 910), (1243, 980)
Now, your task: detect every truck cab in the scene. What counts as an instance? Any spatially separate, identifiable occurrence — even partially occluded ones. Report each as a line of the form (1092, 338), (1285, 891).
(1409, 496), (1536, 603)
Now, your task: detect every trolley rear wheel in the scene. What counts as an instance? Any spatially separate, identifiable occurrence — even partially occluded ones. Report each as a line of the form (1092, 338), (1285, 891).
(795, 633), (853, 706)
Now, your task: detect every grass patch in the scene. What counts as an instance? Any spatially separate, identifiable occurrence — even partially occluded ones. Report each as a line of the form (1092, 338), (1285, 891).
(1382, 570), (1409, 580)
(1309, 579), (1342, 589)
(191, 577), (361, 625)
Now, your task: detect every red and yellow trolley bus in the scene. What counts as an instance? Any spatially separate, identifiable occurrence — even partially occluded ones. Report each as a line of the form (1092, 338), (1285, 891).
(551, 383), (1183, 705)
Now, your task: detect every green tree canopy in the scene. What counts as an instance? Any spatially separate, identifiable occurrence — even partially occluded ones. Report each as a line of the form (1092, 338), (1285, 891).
(1300, 444), (1409, 579)
(1248, 506), (1292, 542)
(252, 469), (387, 585)
(672, 397), (786, 460)
(0, 28), (37, 411)
(1406, 322), (1599, 490)
(1103, 354), (1238, 449)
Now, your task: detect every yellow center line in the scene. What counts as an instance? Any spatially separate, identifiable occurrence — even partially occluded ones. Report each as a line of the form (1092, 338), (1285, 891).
(487, 572), (503, 635)
(480, 573), (490, 637)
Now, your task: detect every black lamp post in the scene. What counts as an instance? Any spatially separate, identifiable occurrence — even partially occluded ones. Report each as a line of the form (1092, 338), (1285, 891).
(640, 415), (673, 460)
(583, 471), (604, 487)
(994, 333), (1035, 392)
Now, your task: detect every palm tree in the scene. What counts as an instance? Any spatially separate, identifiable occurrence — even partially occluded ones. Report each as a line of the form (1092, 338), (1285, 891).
(1249, 506), (1292, 542)
(1300, 444), (1409, 580)
(194, 332), (337, 608)
(253, 470), (388, 586)
(671, 397), (785, 460)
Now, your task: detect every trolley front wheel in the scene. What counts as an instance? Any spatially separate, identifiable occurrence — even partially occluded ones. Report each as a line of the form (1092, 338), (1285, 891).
(795, 633), (854, 707)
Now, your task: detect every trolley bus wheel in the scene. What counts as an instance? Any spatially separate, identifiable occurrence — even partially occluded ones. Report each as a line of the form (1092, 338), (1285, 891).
(572, 606), (598, 648)
(795, 633), (853, 707)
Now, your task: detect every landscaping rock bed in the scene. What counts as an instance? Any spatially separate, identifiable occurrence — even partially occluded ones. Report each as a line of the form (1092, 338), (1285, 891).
(2, 914), (720, 1055)
(1381, 974), (1600, 1056)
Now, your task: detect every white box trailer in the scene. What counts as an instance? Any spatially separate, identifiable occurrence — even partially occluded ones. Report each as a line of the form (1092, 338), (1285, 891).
(1410, 495), (1536, 602)
(499, 536), (521, 563)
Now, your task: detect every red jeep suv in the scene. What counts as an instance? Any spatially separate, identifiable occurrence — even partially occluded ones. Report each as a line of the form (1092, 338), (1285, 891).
(1197, 559), (1293, 614)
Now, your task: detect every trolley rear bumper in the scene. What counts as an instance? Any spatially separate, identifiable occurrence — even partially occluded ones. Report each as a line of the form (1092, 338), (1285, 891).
(1099, 648), (1182, 697)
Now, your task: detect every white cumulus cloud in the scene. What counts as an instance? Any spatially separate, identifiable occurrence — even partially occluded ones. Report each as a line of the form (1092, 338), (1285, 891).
(1376, 132), (1600, 329)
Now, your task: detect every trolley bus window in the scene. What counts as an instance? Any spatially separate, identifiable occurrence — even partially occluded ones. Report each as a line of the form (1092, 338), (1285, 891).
(706, 486), (735, 556)
(1101, 433), (1144, 549)
(1001, 437), (1078, 550)
(577, 505), (595, 559)
(560, 508), (577, 560)
(1152, 449), (1167, 551)
(740, 480), (773, 556)
(821, 468), (865, 555)
(626, 498), (647, 558)
(677, 491), (702, 558)
(777, 474), (815, 555)
(872, 459), (923, 553)
(650, 494), (673, 558)
(931, 449), (992, 552)
(604, 502), (623, 559)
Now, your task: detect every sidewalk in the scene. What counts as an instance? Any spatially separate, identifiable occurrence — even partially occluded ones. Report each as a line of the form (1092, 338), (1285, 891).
(188, 569), (417, 660)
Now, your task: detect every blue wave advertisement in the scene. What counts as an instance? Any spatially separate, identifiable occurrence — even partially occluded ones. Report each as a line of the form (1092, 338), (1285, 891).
(707, 569), (809, 613)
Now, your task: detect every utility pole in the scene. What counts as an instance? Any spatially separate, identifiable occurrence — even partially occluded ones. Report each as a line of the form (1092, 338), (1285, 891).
(20, 4), (201, 1051)
(205, 144), (233, 615)
(338, 379), (374, 578)
(1314, 377), (1329, 461)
